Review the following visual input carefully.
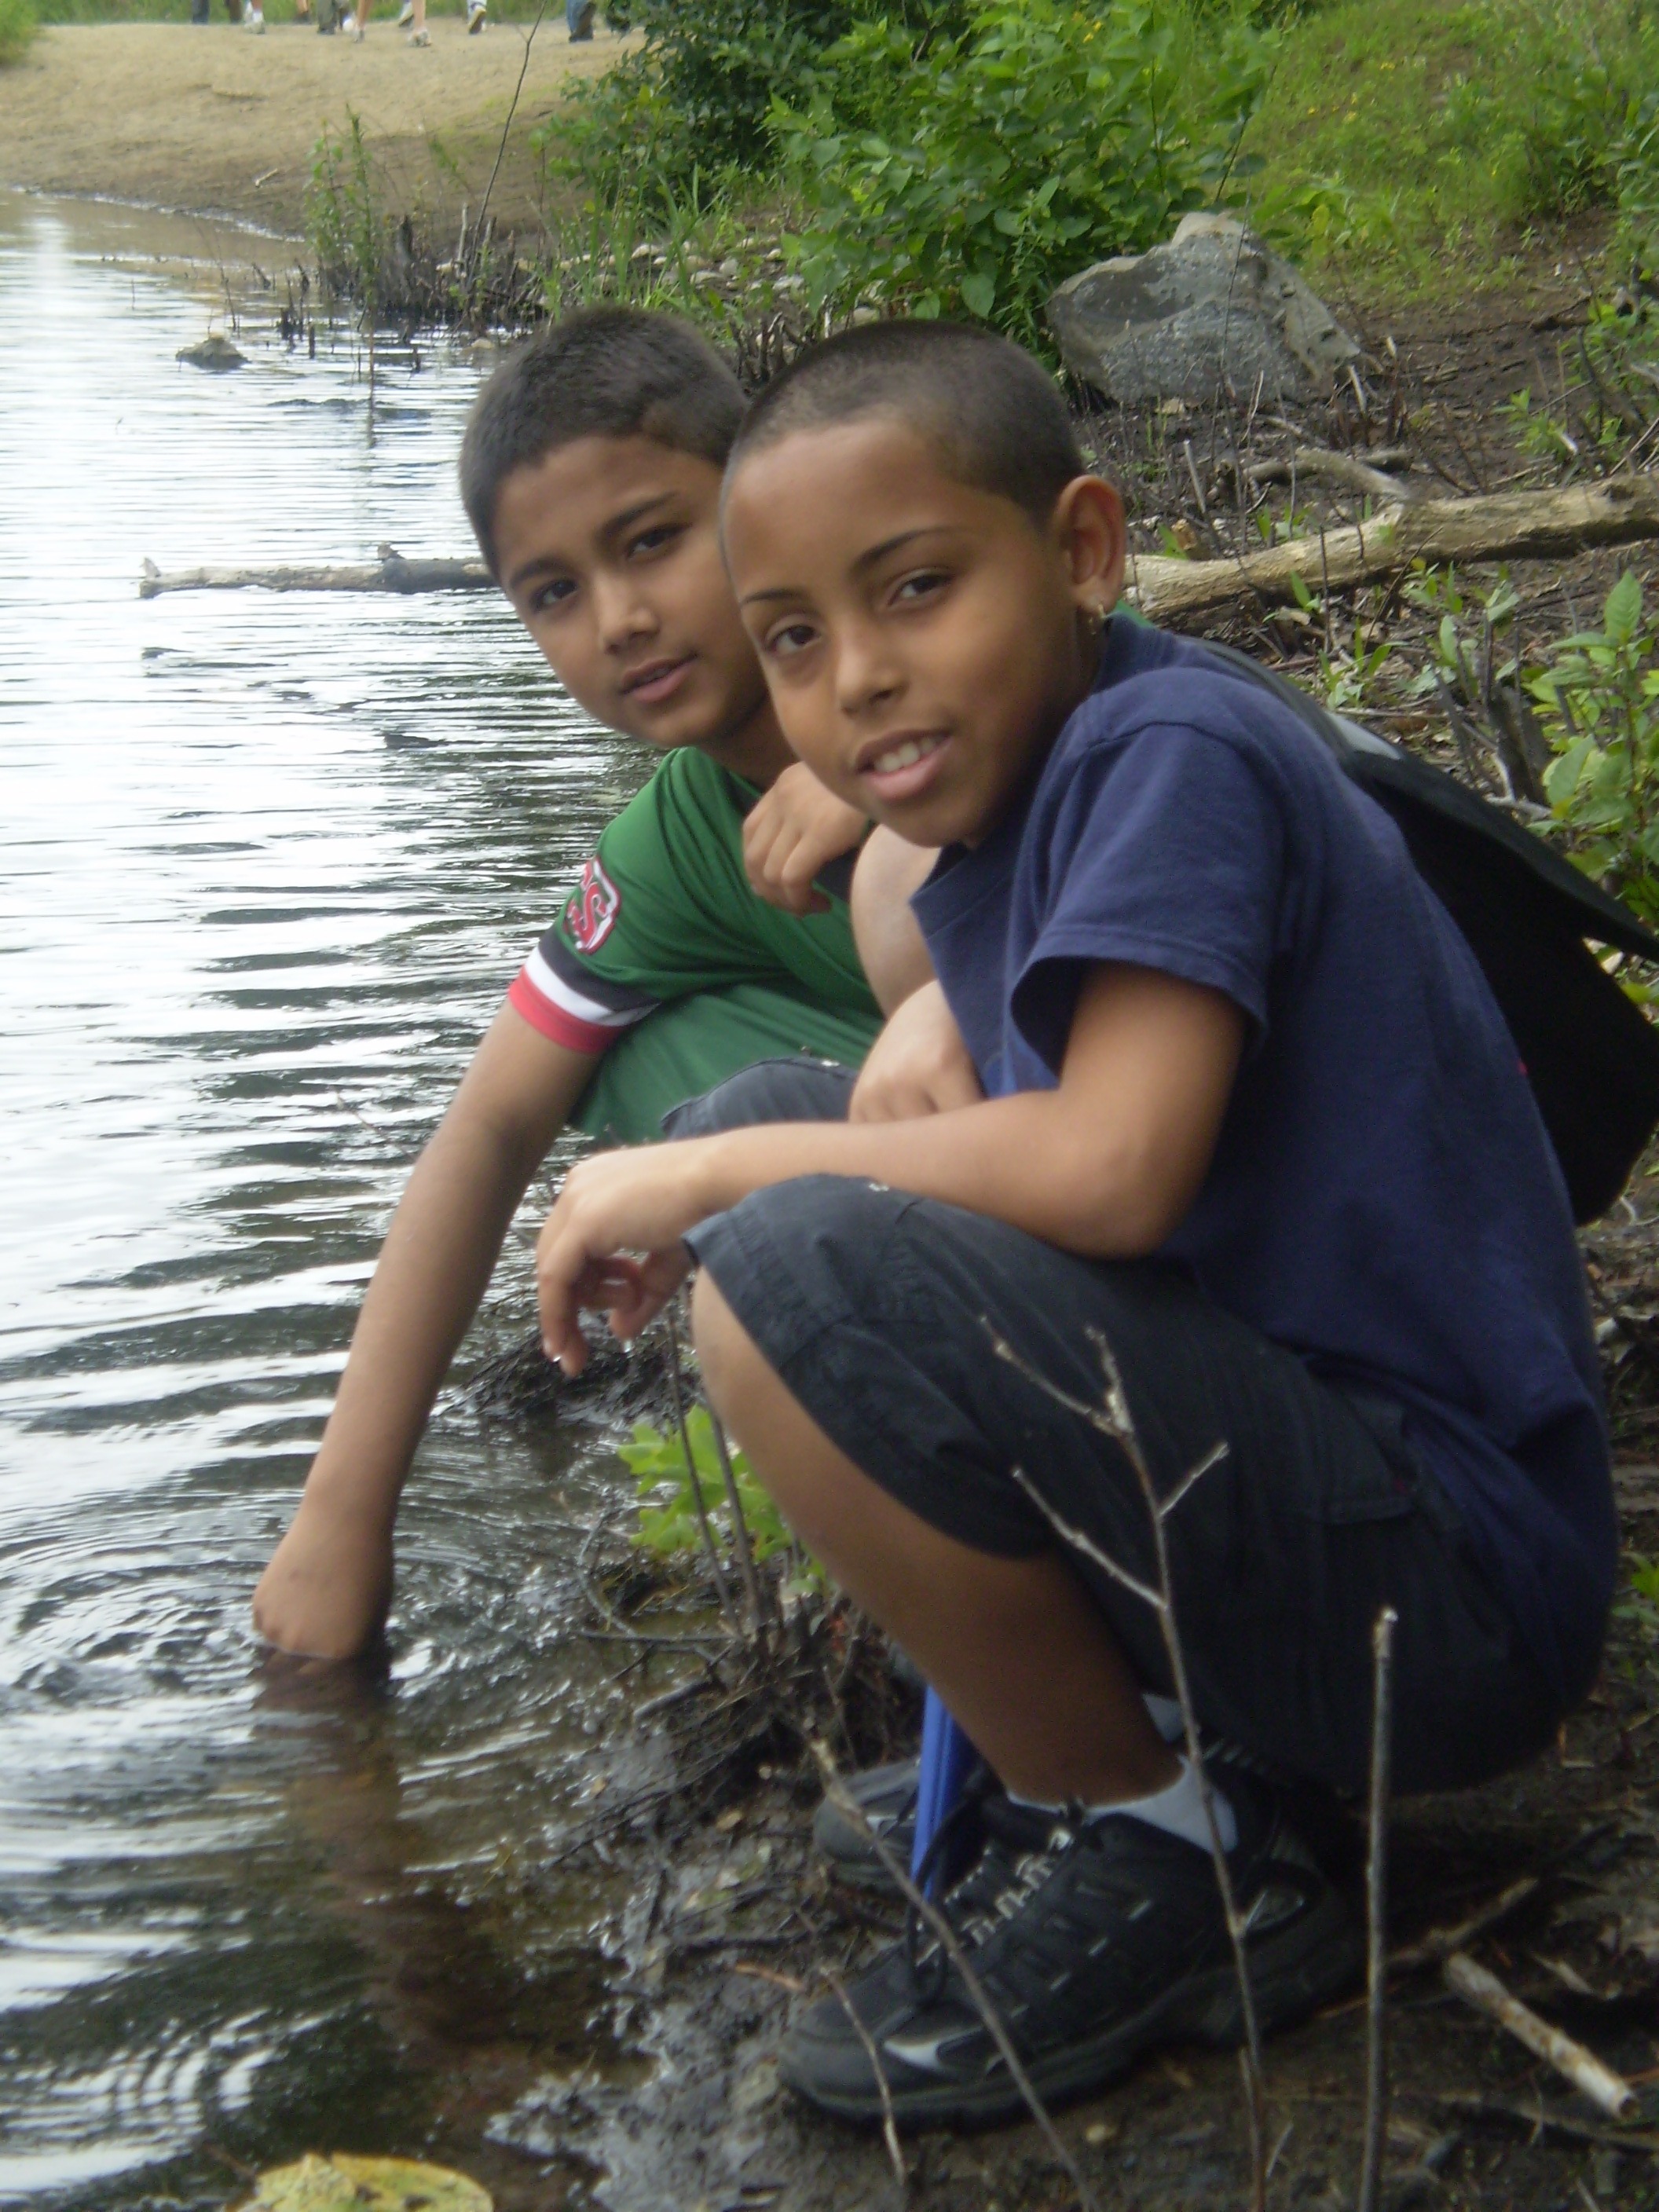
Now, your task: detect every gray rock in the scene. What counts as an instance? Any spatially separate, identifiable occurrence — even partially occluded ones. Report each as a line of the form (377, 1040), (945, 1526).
(1047, 212), (1359, 406)
(176, 333), (247, 372)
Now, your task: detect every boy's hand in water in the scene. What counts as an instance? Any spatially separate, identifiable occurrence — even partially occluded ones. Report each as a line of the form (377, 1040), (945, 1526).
(252, 1492), (393, 1661)
(536, 1145), (720, 1375)
(742, 762), (866, 915)
(850, 980), (983, 1122)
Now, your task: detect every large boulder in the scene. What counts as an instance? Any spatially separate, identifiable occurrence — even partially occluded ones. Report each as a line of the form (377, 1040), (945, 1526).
(1046, 213), (1360, 407)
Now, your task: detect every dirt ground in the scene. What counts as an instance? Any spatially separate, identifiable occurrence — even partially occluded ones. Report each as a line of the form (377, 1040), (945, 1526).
(0, 18), (633, 238)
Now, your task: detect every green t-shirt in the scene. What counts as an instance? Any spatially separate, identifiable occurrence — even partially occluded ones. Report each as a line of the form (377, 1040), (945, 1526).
(507, 745), (882, 1086)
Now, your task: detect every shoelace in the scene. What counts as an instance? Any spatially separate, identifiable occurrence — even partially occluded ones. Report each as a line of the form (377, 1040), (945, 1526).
(903, 1780), (1062, 2005)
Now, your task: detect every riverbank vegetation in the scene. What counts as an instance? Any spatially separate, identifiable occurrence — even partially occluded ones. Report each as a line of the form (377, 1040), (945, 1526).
(0, 0), (38, 63)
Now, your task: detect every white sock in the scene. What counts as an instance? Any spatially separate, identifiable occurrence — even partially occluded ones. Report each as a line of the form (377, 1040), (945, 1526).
(1009, 1757), (1237, 1855)
(1144, 1693), (1183, 1742)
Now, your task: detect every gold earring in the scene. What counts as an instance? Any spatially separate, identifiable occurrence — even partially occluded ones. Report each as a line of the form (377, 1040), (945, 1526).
(1083, 602), (1106, 635)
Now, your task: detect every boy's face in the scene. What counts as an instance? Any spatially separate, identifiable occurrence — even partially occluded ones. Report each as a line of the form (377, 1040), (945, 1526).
(721, 416), (1123, 848)
(493, 434), (775, 763)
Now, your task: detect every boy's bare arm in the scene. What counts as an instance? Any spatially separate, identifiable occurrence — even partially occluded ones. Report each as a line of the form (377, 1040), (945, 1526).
(253, 1006), (600, 1660)
(850, 826), (938, 1013)
(742, 761), (868, 915)
(536, 963), (1245, 1372)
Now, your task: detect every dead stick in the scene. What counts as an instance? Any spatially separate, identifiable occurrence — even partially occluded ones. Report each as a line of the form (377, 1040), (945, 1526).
(137, 554), (491, 598)
(1357, 1607), (1397, 2212)
(1422, 2091), (1659, 2156)
(665, 1304), (737, 1632)
(708, 1401), (770, 1639)
(825, 1969), (909, 2198)
(808, 1740), (1103, 2212)
(1443, 1952), (1636, 2119)
(1389, 1876), (1541, 1974)
(991, 1324), (1266, 2212)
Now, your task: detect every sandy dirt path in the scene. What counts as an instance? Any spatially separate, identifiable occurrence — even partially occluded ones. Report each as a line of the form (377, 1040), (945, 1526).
(0, 19), (632, 238)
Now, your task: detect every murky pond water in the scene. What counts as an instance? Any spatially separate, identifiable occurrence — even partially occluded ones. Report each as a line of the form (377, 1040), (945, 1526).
(0, 193), (657, 2210)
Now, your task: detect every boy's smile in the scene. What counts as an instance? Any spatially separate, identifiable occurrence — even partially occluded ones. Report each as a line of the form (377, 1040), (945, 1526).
(721, 417), (1124, 848)
(492, 433), (790, 784)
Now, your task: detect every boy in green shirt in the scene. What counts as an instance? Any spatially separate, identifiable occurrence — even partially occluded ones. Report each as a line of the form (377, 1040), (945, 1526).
(253, 308), (903, 1660)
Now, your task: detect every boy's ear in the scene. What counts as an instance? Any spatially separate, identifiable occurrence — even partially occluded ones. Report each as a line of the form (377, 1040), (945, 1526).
(1052, 475), (1127, 621)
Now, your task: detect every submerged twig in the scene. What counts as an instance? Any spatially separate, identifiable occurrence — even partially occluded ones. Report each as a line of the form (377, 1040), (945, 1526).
(1357, 1606), (1398, 2212)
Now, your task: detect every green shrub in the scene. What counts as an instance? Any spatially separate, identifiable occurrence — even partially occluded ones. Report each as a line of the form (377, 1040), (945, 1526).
(1533, 572), (1659, 930)
(621, 1408), (823, 1588)
(774, 0), (1273, 346)
(0, 0), (39, 64)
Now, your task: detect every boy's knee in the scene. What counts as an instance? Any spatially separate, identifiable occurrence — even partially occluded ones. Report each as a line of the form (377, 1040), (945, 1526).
(690, 1266), (775, 1419)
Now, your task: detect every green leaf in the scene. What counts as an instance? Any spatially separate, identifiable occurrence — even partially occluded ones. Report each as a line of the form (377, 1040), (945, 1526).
(959, 269), (996, 316)
(1606, 569), (1644, 646)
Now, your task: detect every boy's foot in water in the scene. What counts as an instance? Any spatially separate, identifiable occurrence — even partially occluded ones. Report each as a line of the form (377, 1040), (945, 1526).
(782, 1771), (1360, 2130)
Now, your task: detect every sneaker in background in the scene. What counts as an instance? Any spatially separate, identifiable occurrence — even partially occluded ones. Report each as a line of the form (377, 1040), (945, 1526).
(407, 24), (430, 41)
(811, 1759), (922, 1888)
(467, 1), (487, 28)
(244, 5), (266, 28)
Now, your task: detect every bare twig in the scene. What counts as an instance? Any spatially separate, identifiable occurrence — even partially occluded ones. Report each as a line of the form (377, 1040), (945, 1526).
(825, 1969), (910, 2196)
(989, 1324), (1265, 2212)
(1357, 1607), (1398, 2212)
(1423, 2091), (1659, 2155)
(709, 1401), (770, 1639)
(1388, 1876), (1542, 1974)
(473, 0), (548, 245)
(665, 1305), (737, 1631)
(1442, 1952), (1637, 2119)
(808, 1740), (1103, 2212)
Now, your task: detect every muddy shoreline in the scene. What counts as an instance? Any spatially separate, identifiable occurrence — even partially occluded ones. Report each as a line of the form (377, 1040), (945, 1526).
(0, 20), (634, 239)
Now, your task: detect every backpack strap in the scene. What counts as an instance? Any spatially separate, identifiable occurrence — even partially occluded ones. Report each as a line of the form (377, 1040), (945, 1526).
(1194, 641), (1659, 1223)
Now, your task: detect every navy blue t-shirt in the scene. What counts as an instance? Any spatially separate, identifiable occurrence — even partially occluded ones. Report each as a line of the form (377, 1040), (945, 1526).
(912, 616), (1614, 1701)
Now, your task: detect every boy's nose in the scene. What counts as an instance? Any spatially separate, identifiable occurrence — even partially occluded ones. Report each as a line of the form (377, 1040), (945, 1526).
(834, 626), (903, 716)
(591, 575), (656, 648)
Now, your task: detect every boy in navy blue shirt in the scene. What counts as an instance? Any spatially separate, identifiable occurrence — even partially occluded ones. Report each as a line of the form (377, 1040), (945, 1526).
(530, 321), (1615, 2130)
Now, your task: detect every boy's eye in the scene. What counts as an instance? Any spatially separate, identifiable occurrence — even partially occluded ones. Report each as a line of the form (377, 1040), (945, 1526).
(628, 523), (683, 559)
(765, 620), (819, 661)
(529, 576), (577, 613)
(892, 568), (950, 606)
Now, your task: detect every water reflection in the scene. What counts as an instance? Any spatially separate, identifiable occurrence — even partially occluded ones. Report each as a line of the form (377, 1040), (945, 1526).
(0, 194), (649, 2206)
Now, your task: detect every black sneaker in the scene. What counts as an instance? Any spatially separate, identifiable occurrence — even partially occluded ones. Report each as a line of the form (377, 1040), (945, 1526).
(810, 1758), (921, 1888)
(781, 1773), (1361, 2130)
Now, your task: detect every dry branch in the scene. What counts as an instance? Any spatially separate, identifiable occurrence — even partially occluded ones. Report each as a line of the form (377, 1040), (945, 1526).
(1442, 1950), (1637, 2120)
(137, 551), (492, 599)
(1357, 1607), (1398, 2212)
(1127, 475), (1659, 621)
(1389, 1877), (1542, 1975)
(1235, 445), (1420, 503)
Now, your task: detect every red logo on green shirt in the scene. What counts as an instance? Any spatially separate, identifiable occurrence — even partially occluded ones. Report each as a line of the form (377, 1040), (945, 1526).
(565, 858), (621, 953)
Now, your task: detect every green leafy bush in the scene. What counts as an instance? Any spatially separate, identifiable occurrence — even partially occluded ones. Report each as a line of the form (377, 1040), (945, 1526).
(1533, 572), (1659, 929)
(773, 0), (1272, 344)
(0, 0), (38, 64)
(621, 1408), (823, 1587)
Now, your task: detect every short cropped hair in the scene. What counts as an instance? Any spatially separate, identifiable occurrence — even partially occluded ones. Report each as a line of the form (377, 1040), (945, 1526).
(727, 320), (1085, 526)
(460, 306), (746, 575)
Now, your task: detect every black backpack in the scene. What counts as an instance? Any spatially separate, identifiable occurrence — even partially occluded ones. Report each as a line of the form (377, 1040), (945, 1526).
(1199, 643), (1659, 1225)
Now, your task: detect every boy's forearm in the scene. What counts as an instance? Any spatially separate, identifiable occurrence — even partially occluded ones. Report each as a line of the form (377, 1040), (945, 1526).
(302, 1109), (548, 1525)
(690, 1093), (1168, 1258)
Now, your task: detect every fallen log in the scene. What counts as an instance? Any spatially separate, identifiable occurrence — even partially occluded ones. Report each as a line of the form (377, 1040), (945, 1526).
(137, 549), (493, 599)
(1128, 474), (1659, 622)
(137, 478), (1659, 611)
